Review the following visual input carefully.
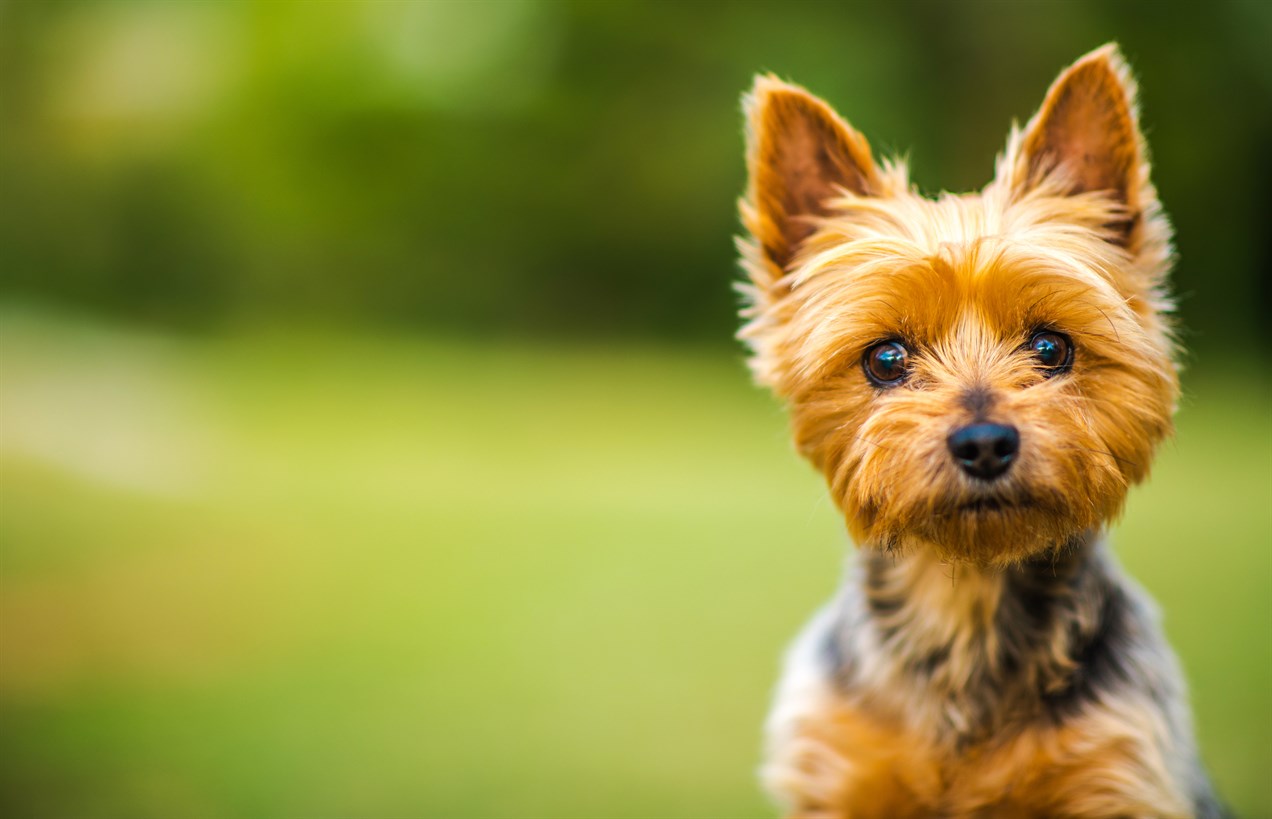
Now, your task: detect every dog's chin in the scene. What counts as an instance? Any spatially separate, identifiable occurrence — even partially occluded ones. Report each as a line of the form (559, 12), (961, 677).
(862, 495), (1082, 568)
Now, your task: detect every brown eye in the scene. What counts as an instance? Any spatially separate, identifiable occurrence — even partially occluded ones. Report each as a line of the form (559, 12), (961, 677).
(1028, 331), (1073, 376)
(864, 341), (910, 386)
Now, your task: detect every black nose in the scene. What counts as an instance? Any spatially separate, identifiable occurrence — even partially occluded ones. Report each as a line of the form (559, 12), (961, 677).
(947, 423), (1020, 481)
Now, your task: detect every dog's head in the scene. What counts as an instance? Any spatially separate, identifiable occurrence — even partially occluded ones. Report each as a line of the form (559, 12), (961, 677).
(738, 45), (1178, 567)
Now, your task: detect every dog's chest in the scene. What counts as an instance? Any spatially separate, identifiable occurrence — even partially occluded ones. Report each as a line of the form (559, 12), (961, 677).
(775, 695), (1191, 819)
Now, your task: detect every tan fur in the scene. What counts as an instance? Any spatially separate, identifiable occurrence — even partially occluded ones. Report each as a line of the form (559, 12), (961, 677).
(739, 44), (1218, 818)
(767, 696), (1192, 819)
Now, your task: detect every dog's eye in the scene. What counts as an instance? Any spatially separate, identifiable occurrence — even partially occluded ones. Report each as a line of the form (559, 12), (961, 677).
(864, 341), (910, 386)
(1028, 331), (1073, 376)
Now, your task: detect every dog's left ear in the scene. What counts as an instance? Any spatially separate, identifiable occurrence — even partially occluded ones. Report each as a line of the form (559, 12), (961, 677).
(1008, 44), (1153, 247)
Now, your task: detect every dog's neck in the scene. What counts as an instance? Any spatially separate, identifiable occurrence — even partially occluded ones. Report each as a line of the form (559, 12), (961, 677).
(836, 533), (1124, 744)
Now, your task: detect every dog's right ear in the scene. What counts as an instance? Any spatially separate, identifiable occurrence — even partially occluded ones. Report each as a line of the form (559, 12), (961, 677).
(741, 76), (881, 278)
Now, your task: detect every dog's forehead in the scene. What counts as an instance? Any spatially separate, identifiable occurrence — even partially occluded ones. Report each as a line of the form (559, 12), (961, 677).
(785, 201), (1142, 374)
(822, 184), (1121, 253)
(806, 192), (1123, 291)
(900, 191), (1007, 249)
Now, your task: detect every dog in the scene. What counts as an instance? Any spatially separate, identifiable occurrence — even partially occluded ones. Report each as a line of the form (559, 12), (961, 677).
(737, 44), (1223, 818)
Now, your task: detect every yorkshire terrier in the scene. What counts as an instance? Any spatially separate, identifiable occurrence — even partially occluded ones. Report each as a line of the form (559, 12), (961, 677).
(738, 44), (1223, 818)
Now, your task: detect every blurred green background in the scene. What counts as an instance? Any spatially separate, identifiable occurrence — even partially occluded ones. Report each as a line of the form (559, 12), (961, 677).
(1, 1), (1269, 817)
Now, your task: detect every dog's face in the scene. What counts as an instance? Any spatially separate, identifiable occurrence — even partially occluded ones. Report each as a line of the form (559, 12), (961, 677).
(739, 45), (1178, 567)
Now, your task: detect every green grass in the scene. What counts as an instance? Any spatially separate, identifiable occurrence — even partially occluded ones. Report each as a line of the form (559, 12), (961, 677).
(1, 310), (1268, 818)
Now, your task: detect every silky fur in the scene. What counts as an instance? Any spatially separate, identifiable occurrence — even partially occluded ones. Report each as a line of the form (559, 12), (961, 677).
(738, 45), (1222, 818)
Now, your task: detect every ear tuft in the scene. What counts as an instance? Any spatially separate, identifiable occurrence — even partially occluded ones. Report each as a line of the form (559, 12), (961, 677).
(1013, 44), (1147, 243)
(742, 76), (880, 274)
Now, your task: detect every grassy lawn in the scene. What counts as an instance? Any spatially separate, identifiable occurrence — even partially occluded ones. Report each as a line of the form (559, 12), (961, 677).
(1, 309), (1268, 818)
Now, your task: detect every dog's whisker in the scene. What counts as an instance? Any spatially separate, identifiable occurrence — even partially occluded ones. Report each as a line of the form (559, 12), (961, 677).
(1060, 445), (1142, 469)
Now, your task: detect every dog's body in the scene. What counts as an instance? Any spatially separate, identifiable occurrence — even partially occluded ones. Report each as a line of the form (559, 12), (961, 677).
(764, 543), (1217, 818)
(737, 45), (1222, 818)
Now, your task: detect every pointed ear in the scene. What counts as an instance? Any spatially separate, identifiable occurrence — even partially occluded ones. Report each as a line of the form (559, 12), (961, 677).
(1011, 44), (1149, 245)
(741, 76), (881, 275)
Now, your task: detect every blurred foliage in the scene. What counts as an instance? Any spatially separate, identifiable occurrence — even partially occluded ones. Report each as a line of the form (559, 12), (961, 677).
(0, 0), (1269, 344)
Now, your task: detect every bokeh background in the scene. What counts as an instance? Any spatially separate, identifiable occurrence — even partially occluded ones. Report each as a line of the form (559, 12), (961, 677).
(1, 1), (1269, 817)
